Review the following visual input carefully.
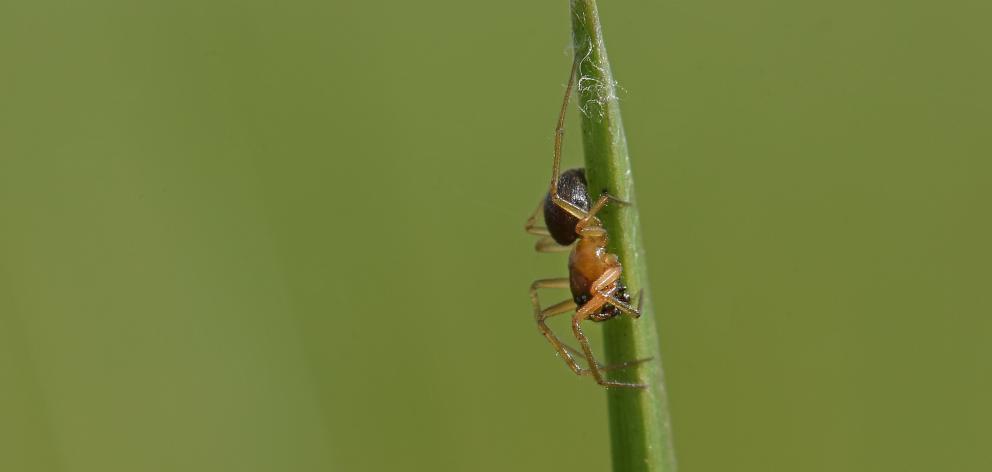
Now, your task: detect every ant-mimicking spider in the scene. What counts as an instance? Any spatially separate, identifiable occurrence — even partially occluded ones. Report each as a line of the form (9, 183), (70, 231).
(525, 57), (649, 389)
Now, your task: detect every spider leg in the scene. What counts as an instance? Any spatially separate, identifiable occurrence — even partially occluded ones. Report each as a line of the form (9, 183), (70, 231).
(596, 288), (644, 319)
(590, 264), (644, 319)
(573, 297), (648, 389)
(531, 278), (586, 375)
(574, 268), (650, 387)
(591, 266), (622, 294)
(531, 279), (641, 375)
(587, 192), (630, 219)
(575, 193), (632, 232)
(532, 275), (649, 384)
(548, 56), (589, 221)
(561, 343), (653, 372)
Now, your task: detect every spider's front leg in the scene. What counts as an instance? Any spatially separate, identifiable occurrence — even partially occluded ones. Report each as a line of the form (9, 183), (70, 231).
(530, 279), (647, 376)
(572, 297), (648, 389)
(591, 265), (644, 319)
(570, 268), (652, 389)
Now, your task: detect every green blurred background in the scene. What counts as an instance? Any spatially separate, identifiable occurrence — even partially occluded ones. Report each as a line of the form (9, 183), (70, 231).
(2, 0), (990, 471)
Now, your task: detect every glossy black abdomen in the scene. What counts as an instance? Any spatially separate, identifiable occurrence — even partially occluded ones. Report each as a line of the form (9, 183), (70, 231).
(543, 168), (589, 245)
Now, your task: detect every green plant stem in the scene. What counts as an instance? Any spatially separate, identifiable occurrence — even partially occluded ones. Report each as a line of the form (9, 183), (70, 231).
(569, 1), (677, 471)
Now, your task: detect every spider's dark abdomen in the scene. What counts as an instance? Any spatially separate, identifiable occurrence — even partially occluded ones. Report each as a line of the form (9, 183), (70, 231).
(543, 168), (589, 245)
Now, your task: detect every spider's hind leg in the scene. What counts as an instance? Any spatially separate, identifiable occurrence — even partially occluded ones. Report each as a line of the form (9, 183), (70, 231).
(572, 297), (648, 389)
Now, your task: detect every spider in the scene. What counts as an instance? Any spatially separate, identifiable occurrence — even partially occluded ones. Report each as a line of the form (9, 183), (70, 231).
(525, 57), (648, 389)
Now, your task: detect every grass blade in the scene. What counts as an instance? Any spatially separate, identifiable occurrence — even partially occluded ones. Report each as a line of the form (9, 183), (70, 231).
(569, 1), (678, 471)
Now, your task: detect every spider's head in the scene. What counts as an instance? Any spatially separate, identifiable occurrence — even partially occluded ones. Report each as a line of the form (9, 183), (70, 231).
(590, 281), (630, 322)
